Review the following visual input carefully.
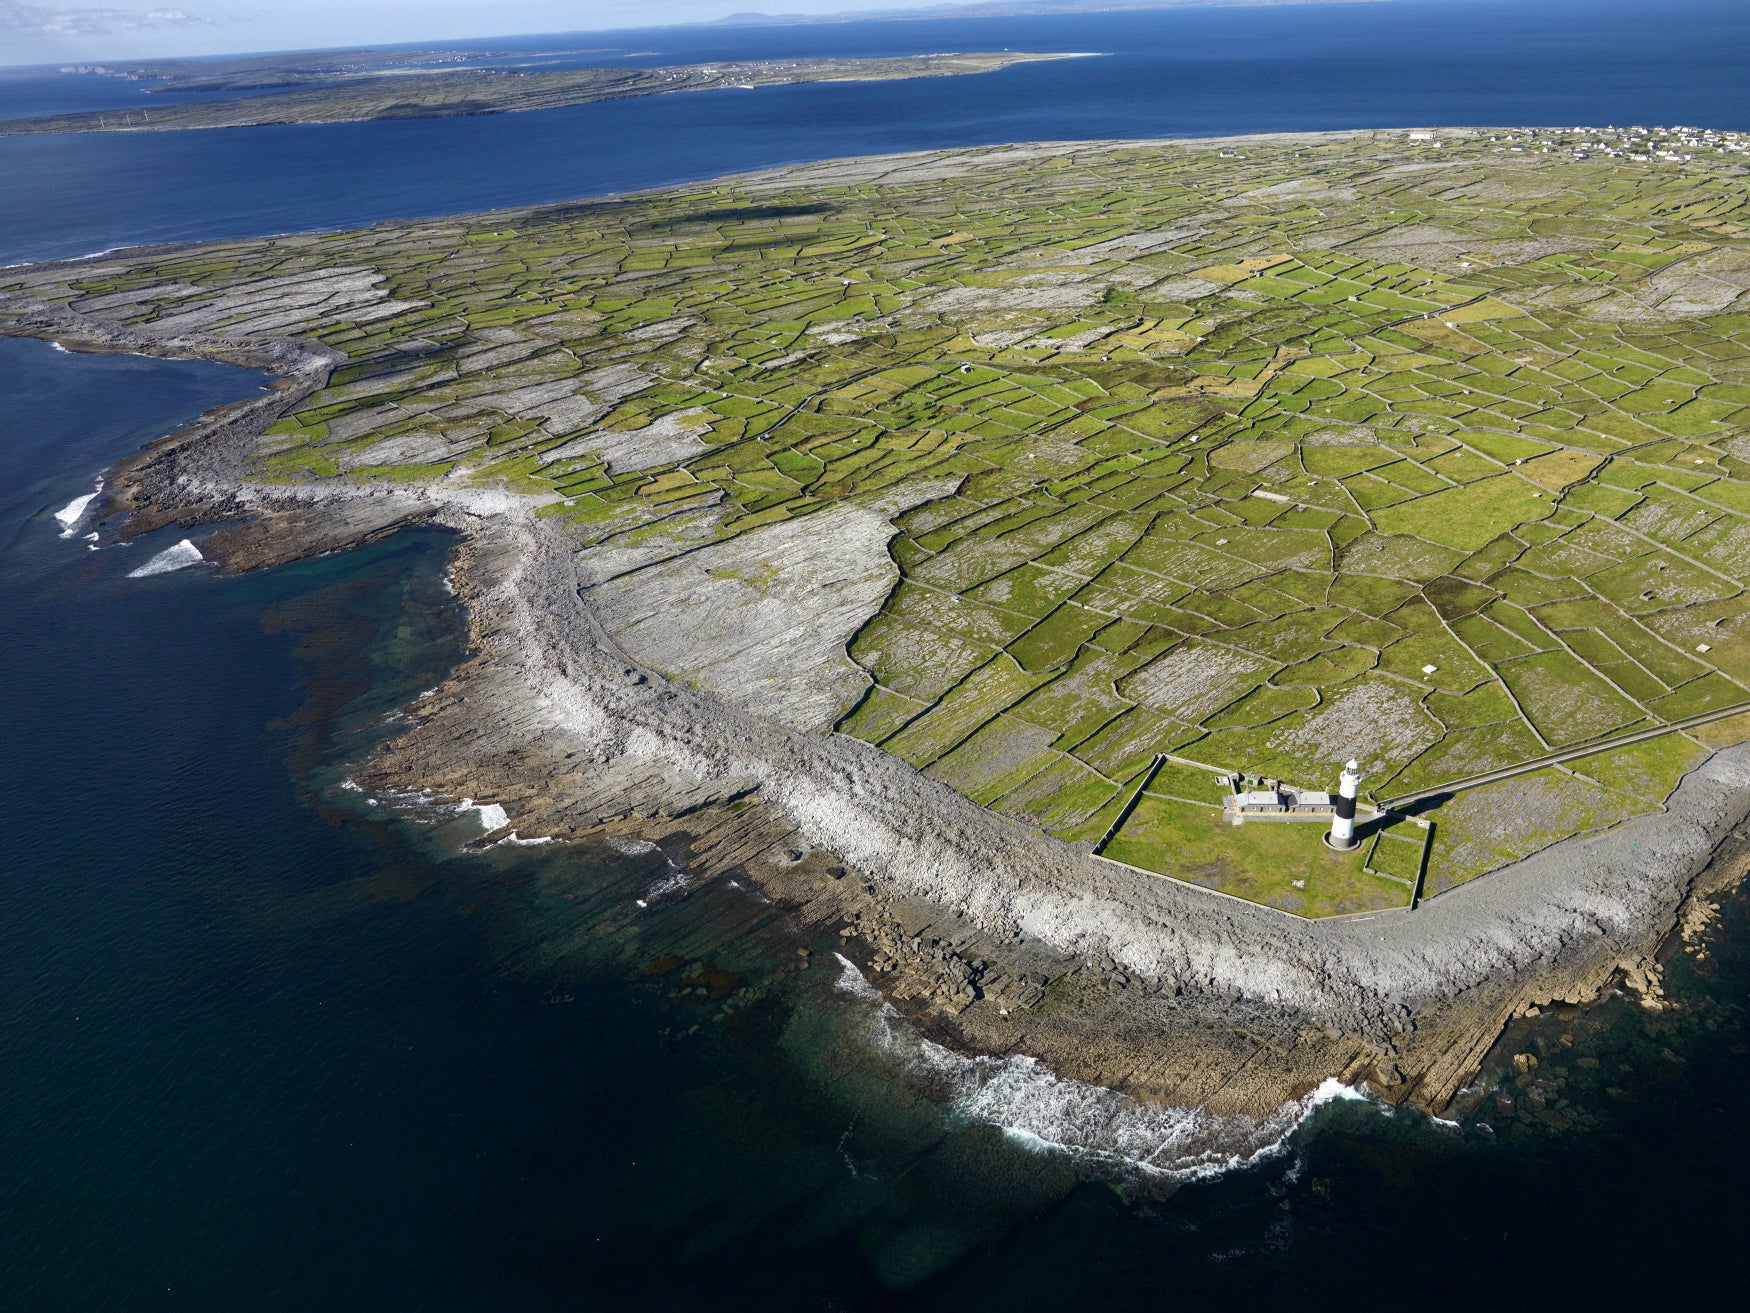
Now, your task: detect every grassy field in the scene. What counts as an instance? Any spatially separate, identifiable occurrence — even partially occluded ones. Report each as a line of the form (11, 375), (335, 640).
(13, 127), (1750, 913)
(1102, 793), (1409, 917)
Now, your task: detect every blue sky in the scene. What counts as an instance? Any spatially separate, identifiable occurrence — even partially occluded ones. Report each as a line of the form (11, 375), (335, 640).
(0, 0), (930, 65)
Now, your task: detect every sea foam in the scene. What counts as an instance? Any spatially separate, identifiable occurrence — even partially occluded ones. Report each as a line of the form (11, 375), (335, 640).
(832, 954), (1366, 1180)
(127, 538), (204, 577)
(53, 478), (103, 536)
(454, 798), (510, 832)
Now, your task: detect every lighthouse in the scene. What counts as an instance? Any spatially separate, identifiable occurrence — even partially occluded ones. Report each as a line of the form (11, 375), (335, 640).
(1326, 759), (1362, 850)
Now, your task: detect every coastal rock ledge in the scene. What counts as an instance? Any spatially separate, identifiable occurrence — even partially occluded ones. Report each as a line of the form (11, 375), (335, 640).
(12, 134), (1750, 1123)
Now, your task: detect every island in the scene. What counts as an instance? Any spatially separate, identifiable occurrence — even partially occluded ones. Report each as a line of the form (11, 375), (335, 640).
(9, 127), (1750, 1125)
(57, 47), (617, 91)
(1, 51), (1090, 134)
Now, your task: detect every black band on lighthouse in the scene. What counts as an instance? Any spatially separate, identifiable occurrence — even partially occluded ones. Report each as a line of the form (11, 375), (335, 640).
(1334, 794), (1356, 821)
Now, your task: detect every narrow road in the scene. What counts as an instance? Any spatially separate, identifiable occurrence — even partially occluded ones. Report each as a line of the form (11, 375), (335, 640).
(1375, 698), (1750, 810)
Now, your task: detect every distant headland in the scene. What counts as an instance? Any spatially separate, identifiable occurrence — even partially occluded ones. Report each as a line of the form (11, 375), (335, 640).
(5, 51), (1094, 136)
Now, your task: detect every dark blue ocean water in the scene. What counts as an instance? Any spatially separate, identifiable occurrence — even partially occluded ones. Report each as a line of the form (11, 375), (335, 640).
(6, 2), (1750, 1307)
(6, 0), (1750, 265)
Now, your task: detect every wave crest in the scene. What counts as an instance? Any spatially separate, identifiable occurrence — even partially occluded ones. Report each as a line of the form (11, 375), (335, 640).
(127, 538), (204, 577)
(832, 954), (1362, 1179)
(54, 478), (103, 536)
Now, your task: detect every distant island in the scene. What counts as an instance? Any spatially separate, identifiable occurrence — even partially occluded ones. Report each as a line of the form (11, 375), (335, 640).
(9, 127), (1750, 1123)
(707, 0), (1385, 26)
(6, 51), (1088, 135)
(57, 47), (615, 93)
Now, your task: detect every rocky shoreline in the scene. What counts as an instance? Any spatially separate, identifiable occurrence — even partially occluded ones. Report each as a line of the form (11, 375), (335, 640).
(10, 208), (1750, 1123)
(347, 502), (1750, 1118)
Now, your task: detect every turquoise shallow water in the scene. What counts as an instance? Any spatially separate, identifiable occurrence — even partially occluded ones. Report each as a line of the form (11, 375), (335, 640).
(7, 2), (1750, 1304)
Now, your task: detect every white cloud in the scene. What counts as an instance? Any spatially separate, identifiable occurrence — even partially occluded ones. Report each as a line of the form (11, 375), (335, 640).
(0, 0), (955, 64)
(0, 3), (204, 38)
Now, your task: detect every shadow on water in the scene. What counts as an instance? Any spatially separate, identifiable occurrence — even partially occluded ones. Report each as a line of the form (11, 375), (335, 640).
(227, 523), (1120, 1300)
(181, 442), (1750, 1308)
(0, 340), (1169, 1307)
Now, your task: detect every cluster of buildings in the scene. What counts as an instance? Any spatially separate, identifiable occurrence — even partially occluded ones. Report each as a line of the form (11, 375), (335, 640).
(1224, 774), (1335, 818)
(1221, 760), (1366, 851)
(1477, 125), (1750, 164)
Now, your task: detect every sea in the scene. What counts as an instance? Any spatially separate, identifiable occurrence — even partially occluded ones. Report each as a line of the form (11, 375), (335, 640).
(4, 1), (1750, 1307)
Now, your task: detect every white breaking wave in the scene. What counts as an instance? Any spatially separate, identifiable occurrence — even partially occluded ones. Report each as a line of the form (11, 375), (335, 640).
(454, 798), (510, 832)
(54, 478), (103, 536)
(606, 835), (658, 856)
(127, 538), (204, 577)
(640, 864), (692, 901)
(832, 954), (1366, 1180)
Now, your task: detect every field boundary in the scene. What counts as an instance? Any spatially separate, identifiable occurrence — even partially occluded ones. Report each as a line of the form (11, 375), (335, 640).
(1088, 850), (1416, 922)
(1092, 753), (1166, 854)
(1377, 698), (1750, 809)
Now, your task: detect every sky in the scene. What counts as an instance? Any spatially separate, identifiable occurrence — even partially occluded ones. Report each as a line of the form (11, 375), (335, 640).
(0, 0), (954, 65)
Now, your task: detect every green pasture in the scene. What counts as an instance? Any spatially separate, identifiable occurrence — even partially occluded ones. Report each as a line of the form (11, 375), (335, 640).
(19, 129), (1750, 912)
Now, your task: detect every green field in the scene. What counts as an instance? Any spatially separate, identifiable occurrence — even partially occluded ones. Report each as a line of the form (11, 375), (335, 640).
(1102, 792), (1410, 917)
(13, 127), (1750, 913)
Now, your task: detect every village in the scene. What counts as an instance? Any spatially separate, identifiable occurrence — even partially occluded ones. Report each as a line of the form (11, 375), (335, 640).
(1478, 124), (1750, 163)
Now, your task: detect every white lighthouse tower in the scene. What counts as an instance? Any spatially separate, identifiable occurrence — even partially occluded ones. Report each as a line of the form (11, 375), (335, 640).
(1326, 759), (1363, 850)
